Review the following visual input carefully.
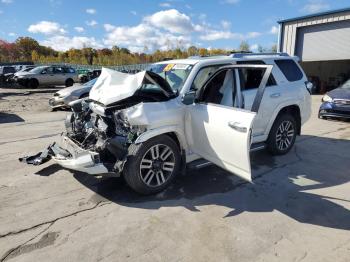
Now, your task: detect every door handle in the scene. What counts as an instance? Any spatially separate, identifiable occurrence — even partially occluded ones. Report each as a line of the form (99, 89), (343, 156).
(270, 93), (281, 98)
(228, 121), (247, 133)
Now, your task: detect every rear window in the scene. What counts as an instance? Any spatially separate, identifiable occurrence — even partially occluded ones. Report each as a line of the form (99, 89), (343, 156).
(275, 59), (303, 82)
(237, 60), (276, 86)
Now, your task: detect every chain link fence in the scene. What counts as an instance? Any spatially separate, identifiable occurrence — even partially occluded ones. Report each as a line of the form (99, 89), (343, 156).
(35, 63), (150, 72)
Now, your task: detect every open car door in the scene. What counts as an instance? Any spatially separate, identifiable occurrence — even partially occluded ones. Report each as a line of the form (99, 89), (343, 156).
(184, 64), (273, 181)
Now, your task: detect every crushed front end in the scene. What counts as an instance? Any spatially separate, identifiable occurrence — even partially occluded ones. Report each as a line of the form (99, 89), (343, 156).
(20, 98), (145, 176)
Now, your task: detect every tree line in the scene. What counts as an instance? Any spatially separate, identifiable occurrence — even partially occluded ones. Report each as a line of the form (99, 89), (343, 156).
(0, 37), (277, 66)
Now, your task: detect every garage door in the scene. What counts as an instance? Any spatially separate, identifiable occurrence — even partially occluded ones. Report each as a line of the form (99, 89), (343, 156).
(295, 20), (350, 61)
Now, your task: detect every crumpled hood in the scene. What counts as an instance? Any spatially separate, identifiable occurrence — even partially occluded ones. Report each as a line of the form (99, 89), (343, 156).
(89, 67), (174, 106)
(15, 71), (34, 77)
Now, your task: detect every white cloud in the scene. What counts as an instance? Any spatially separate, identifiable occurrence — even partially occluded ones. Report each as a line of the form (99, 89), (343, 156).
(200, 29), (261, 41)
(41, 36), (103, 51)
(221, 20), (231, 30)
(159, 2), (171, 7)
(74, 26), (84, 33)
(300, 0), (329, 13)
(269, 25), (279, 34)
(8, 32), (16, 37)
(130, 10), (137, 15)
(1, 0), (13, 4)
(103, 23), (191, 52)
(222, 0), (240, 4)
(144, 9), (194, 34)
(86, 8), (96, 14)
(28, 21), (66, 35)
(86, 20), (98, 27)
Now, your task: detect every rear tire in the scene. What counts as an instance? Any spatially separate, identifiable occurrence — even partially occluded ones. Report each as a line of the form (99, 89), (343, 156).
(267, 114), (297, 155)
(65, 78), (74, 87)
(123, 135), (181, 195)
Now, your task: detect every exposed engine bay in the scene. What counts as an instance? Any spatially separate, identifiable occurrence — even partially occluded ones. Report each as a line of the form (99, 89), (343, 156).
(19, 68), (178, 174)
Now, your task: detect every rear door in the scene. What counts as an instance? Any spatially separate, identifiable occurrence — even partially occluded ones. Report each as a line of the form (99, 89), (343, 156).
(185, 65), (272, 181)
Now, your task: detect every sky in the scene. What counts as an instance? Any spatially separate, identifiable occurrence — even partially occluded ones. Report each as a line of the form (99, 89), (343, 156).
(0, 0), (349, 53)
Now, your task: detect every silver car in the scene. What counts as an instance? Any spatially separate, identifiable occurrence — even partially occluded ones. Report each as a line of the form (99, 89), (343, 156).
(49, 78), (97, 109)
(15, 65), (79, 88)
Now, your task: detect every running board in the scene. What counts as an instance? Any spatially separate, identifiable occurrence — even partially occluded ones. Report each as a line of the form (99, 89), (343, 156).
(250, 142), (266, 152)
(187, 159), (213, 170)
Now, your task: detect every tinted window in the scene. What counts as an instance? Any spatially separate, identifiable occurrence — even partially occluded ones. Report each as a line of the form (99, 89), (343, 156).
(275, 59), (303, 82)
(237, 60), (276, 86)
(238, 68), (266, 91)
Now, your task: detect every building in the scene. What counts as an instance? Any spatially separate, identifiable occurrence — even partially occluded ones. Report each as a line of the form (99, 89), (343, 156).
(278, 7), (350, 93)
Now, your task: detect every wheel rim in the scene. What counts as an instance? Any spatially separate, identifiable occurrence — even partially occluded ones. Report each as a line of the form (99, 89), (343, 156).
(139, 144), (175, 187)
(276, 120), (294, 151)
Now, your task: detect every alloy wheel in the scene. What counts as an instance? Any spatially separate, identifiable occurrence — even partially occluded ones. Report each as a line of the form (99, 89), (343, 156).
(276, 120), (295, 151)
(139, 144), (175, 187)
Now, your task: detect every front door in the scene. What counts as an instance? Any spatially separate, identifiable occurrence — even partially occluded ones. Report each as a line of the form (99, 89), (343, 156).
(184, 65), (272, 181)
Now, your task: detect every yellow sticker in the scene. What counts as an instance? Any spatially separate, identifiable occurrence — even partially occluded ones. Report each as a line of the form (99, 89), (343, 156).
(163, 64), (175, 72)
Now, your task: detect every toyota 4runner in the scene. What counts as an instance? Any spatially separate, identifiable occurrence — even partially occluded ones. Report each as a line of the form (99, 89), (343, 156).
(21, 53), (312, 194)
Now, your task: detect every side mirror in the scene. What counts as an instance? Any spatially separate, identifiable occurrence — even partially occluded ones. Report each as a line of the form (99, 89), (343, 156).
(182, 90), (196, 105)
(305, 81), (314, 94)
(41, 71), (47, 74)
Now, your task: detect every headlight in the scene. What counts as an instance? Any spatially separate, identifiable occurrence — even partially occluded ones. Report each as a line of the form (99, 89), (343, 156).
(322, 94), (333, 102)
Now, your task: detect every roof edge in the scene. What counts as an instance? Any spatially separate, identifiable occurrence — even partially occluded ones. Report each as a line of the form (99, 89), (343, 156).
(278, 7), (350, 24)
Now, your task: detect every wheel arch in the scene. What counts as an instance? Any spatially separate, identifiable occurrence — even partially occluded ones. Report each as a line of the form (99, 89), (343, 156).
(134, 126), (186, 150)
(266, 103), (302, 137)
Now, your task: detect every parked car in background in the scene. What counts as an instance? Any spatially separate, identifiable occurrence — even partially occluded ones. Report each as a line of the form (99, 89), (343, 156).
(77, 69), (90, 83)
(49, 78), (97, 109)
(6, 66), (36, 83)
(79, 69), (101, 83)
(319, 79), (350, 119)
(15, 65), (78, 88)
(21, 53), (312, 194)
(0, 66), (16, 84)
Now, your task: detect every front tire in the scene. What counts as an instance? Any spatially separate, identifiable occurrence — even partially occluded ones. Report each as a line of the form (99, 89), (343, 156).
(123, 135), (181, 195)
(267, 114), (297, 155)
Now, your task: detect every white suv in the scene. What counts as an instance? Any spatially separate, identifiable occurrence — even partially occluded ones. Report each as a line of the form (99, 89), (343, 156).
(21, 53), (311, 194)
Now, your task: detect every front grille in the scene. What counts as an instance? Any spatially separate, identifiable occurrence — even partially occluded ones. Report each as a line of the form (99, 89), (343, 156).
(53, 93), (60, 97)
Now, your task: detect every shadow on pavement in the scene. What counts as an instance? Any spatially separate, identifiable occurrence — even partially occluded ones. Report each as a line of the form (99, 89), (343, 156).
(0, 112), (25, 124)
(36, 135), (350, 231)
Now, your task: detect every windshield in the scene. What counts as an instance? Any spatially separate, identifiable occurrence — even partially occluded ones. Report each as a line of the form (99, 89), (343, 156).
(341, 79), (350, 89)
(147, 63), (193, 92)
(30, 66), (48, 74)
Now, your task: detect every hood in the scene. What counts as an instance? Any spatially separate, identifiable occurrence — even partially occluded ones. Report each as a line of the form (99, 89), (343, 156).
(15, 71), (34, 77)
(89, 67), (174, 106)
(57, 79), (96, 97)
(328, 87), (350, 100)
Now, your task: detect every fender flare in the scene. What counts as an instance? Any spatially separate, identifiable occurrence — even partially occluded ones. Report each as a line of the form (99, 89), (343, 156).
(264, 101), (302, 137)
(134, 125), (186, 150)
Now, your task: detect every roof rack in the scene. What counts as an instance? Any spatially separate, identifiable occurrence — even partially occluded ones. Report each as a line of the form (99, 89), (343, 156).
(229, 52), (289, 58)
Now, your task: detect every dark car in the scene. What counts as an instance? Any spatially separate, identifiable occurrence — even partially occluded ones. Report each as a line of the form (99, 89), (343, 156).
(0, 66), (16, 84)
(319, 79), (350, 119)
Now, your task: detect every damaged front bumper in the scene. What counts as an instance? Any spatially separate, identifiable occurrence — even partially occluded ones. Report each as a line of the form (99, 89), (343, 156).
(20, 135), (110, 175)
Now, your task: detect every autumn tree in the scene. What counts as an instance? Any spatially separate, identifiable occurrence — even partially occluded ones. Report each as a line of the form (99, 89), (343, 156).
(15, 37), (40, 60)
